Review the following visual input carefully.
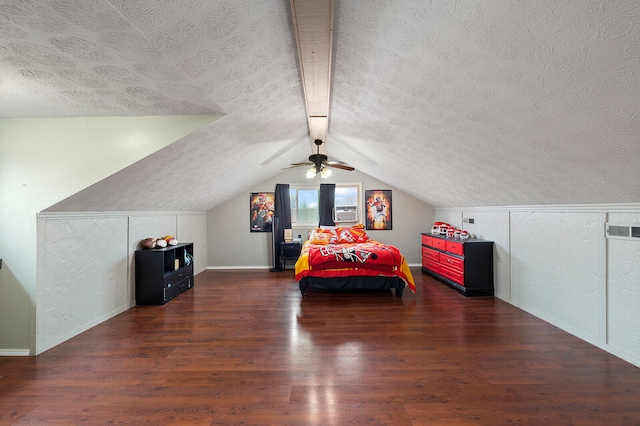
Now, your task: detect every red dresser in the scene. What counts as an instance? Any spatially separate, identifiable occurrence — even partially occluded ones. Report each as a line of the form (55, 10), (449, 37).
(421, 233), (494, 296)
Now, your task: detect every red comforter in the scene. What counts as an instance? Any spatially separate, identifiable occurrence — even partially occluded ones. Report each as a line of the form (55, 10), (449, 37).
(295, 240), (416, 293)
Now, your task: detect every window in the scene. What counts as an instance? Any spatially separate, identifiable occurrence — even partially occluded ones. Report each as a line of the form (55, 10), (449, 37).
(289, 186), (318, 225)
(290, 183), (361, 226)
(335, 186), (359, 206)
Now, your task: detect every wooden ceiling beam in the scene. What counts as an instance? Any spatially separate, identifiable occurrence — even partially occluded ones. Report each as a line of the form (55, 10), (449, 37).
(290, 0), (334, 153)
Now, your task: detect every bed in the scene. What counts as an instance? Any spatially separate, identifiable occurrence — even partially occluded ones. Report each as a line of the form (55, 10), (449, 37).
(294, 225), (416, 297)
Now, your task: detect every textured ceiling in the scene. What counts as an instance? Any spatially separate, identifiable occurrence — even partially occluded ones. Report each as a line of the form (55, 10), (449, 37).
(3, 0), (640, 211)
(328, 1), (640, 206)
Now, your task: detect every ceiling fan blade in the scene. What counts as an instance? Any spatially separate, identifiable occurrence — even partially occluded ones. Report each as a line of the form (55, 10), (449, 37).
(290, 161), (314, 166)
(327, 163), (355, 171)
(282, 163), (312, 170)
(326, 160), (350, 166)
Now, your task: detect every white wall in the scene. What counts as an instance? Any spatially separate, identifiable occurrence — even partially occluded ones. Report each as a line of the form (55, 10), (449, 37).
(37, 214), (130, 354)
(436, 204), (640, 368)
(207, 167), (435, 268)
(607, 211), (640, 360)
(0, 116), (214, 355)
(36, 211), (207, 355)
(0, 207), (34, 355)
(1, 116), (218, 214)
(434, 209), (511, 300)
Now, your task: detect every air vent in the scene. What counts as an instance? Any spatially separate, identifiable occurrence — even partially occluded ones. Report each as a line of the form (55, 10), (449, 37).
(608, 225), (630, 237)
(605, 223), (640, 240)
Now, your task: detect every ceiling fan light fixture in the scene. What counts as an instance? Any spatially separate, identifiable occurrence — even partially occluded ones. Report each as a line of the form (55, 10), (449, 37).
(306, 168), (317, 179)
(290, 139), (353, 177)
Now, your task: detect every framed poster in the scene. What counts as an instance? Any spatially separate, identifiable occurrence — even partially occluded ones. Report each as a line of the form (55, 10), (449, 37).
(250, 192), (275, 232)
(365, 190), (392, 230)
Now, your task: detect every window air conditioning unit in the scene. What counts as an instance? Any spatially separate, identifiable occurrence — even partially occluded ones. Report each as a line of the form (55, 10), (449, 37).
(334, 206), (359, 223)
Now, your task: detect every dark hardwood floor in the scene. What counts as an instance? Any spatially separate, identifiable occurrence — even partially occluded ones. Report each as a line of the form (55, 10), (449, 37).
(2, 268), (640, 425)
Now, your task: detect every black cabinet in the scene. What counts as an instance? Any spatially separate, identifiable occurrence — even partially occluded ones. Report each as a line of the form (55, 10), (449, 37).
(280, 241), (302, 270)
(135, 243), (194, 305)
(421, 234), (494, 296)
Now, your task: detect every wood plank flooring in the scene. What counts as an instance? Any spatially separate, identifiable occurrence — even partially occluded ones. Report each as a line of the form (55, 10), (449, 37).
(2, 268), (640, 425)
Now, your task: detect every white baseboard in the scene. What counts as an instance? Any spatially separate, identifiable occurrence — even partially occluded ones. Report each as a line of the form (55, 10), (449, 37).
(0, 349), (30, 356)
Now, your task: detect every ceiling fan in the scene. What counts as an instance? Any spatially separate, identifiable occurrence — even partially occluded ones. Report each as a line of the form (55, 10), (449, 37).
(286, 139), (354, 178)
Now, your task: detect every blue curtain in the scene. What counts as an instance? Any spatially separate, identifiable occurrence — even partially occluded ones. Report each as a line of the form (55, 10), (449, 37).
(272, 184), (292, 271)
(318, 183), (335, 227)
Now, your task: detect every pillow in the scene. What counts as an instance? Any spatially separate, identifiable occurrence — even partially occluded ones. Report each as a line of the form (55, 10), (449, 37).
(336, 225), (369, 243)
(309, 226), (371, 244)
(350, 225), (369, 243)
(314, 227), (339, 244)
(336, 227), (356, 243)
(309, 232), (331, 245)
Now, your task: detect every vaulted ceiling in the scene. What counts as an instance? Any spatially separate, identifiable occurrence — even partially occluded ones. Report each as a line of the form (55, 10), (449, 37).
(2, 0), (640, 211)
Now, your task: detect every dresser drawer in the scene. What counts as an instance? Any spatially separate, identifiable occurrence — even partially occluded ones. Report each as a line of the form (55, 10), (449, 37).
(164, 276), (192, 303)
(163, 264), (193, 288)
(445, 240), (464, 256)
(422, 246), (440, 262)
(421, 234), (433, 247)
(440, 253), (464, 272)
(423, 259), (440, 274)
(440, 264), (464, 285)
(431, 238), (446, 251)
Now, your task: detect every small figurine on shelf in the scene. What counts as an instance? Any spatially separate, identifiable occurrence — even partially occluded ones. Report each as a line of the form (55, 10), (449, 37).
(141, 238), (157, 249)
(431, 221), (451, 235)
(163, 235), (178, 246)
(140, 235), (178, 249)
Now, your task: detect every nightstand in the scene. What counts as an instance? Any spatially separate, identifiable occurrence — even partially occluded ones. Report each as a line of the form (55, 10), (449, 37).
(280, 241), (302, 270)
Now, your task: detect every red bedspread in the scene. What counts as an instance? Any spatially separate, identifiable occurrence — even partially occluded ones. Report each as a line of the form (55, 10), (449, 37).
(308, 241), (401, 272)
(295, 240), (416, 293)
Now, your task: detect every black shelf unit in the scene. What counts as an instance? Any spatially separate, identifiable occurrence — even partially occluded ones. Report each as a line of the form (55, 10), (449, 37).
(135, 242), (194, 305)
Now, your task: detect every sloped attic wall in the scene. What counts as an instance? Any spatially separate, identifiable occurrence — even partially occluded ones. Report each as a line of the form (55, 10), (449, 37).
(327, 0), (640, 207)
(3, 115), (220, 213)
(0, 115), (217, 354)
(3, 0), (640, 211)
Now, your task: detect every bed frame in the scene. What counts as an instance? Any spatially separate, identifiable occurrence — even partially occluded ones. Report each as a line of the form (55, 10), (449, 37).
(299, 276), (405, 297)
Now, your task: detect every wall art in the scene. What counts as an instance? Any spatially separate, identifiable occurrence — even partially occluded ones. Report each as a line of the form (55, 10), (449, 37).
(365, 189), (392, 230)
(250, 192), (275, 232)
